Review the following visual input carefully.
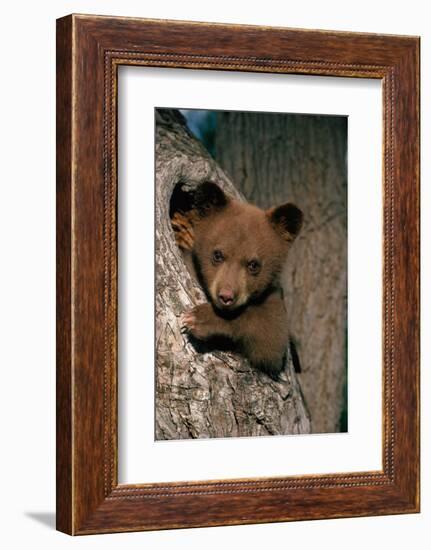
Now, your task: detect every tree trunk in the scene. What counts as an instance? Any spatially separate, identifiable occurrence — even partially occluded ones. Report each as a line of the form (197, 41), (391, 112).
(155, 109), (311, 440)
(215, 112), (347, 434)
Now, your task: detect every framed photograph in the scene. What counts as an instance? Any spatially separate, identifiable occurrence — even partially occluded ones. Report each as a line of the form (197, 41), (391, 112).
(56, 14), (420, 535)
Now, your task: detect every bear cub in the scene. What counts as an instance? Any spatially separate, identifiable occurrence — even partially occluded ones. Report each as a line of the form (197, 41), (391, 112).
(173, 181), (303, 380)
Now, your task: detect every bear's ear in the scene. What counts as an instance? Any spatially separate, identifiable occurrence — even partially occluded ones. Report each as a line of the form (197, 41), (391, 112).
(267, 203), (303, 242)
(193, 181), (229, 217)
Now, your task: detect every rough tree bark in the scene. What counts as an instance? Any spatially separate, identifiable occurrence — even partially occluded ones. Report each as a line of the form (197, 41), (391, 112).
(155, 109), (311, 440)
(215, 112), (347, 434)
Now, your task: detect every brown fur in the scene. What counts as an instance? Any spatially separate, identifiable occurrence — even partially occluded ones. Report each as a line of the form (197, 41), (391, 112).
(174, 182), (302, 380)
(171, 210), (196, 251)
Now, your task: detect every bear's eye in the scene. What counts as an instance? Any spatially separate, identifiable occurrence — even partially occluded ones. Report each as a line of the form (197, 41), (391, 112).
(247, 259), (261, 275)
(212, 249), (224, 264)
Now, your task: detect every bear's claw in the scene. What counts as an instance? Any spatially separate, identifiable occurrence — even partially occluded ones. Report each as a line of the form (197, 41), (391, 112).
(180, 311), (195, 332)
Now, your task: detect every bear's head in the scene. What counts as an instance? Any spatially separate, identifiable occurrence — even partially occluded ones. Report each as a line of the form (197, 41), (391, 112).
(191, 181), (303, 312)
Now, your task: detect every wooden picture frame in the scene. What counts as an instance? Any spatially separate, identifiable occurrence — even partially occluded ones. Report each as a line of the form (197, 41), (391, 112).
(56, 14), (420, 535)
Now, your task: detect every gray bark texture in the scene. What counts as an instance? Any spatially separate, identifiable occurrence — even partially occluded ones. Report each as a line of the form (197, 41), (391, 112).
(155, 109), (311, 440)
(215, 112), (347, 434)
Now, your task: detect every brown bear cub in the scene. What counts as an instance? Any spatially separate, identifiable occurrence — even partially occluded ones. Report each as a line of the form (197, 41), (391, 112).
(172, 181), (303, 380)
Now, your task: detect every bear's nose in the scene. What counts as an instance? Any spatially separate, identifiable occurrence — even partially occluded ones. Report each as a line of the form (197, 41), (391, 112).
(218, 289), (235, 306)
